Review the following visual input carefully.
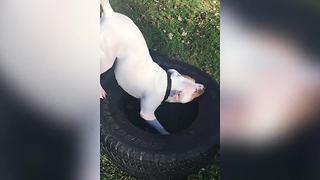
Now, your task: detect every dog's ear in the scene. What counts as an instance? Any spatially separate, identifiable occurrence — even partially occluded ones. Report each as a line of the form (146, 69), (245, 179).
(182, 75), (196, 82)
(168, 69), (181, 77)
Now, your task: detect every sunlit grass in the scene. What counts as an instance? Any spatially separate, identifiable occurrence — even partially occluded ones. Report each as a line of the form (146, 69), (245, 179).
(109, 0), (220, 80)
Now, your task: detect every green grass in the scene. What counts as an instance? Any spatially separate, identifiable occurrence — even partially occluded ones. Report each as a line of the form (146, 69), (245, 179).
(101, 0), (220, 179)
(108, 0), (220, 81)
(101, 154), (219, 180)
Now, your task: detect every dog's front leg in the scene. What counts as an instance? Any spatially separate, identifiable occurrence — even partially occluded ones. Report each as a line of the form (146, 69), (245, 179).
(140, 97), (170, 135)
(141, 113), (170, 135)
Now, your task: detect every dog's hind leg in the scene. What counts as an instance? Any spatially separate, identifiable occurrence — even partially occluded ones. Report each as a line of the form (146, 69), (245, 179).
(100, 48), (116, 74)
(100, 48), (116, 99)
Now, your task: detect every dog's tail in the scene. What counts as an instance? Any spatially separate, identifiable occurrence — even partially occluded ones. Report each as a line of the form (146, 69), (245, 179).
(101, 0), (115, 17)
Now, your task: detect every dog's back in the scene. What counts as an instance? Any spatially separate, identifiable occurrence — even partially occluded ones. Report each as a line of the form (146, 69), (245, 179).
(100, 0), (151, 64)
(100, 0), (166, 98)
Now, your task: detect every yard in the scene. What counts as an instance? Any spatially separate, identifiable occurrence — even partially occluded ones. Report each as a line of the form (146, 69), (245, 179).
(101, 0), (220, 179)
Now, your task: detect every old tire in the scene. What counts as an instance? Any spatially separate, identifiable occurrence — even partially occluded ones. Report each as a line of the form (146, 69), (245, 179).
(100, 52), (219, 180)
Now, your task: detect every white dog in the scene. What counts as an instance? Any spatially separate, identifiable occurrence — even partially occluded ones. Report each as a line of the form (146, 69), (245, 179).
(100, 0), (205, 134)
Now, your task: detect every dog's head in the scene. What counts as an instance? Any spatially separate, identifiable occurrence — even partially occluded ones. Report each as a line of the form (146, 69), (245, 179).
(166, 69), (205, 103)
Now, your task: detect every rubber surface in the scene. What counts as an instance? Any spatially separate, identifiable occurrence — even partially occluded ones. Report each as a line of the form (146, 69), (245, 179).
(100, 52), (219, 180)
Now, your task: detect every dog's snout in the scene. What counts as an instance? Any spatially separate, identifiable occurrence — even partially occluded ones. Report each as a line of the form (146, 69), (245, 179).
(195, 85), (205, 94)
(199, 88), (205, 94)
(197, 84), (205, 91)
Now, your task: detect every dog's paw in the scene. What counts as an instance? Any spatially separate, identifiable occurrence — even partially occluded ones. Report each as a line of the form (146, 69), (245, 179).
(100, 88), (107, 99)
(160, 130), (170, 135)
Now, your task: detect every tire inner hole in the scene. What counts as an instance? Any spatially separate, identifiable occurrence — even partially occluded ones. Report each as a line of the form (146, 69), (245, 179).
(123, 93), (199, 134)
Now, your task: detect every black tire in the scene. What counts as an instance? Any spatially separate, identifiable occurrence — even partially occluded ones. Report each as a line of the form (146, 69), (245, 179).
(100, 52), (219, 180)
